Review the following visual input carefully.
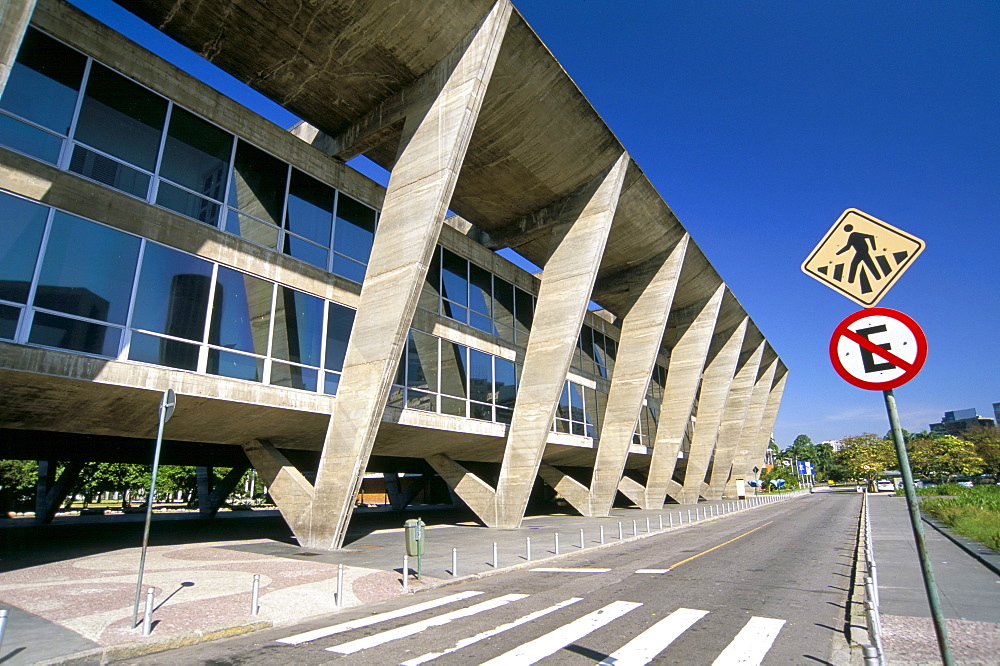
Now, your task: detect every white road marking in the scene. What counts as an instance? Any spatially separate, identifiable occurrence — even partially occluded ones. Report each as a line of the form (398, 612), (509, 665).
(478, 600), (643, 666)
(711, 616), (787, 666)
(275, 591), (483, 645)
(400, 597), (584, 666)
(529, 567), (611, 573)
(598, 607), (709, 665)
(635, 569), (671, 574)
(326, 593), (529, 654)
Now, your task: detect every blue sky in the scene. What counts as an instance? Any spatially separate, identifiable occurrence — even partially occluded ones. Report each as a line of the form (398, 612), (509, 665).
(71, 0), (998, 447)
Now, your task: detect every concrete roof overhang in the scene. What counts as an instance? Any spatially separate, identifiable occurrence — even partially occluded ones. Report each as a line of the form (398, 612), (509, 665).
(111, 0), (766, 348)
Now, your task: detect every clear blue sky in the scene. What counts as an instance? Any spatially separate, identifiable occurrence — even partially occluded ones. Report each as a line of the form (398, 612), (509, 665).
(72, 0), (999, 447)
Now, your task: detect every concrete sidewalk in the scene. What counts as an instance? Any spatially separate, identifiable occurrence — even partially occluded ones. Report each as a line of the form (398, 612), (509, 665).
(867, 493), (1000, 665)
(0, 492), (806, 665)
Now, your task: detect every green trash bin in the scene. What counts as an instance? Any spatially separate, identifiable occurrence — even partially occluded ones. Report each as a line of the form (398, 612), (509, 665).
(404, 517), (425, 557)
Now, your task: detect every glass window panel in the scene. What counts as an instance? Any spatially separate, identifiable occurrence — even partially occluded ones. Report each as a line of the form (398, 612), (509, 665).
(131, 243), (212, 341)
(494, 357), (517, 409)
(406, 388), (436, 412)
(469, 311), (492, 334)
(285, 170), (333, 245)
(439, 339), (467, 399)
(493, 277), (514, 328)
(595, 389), (609, 436)
(75, 64), (166, 171)
(468, 349), (492, 403)
(127, 331), (199, 371)
(604, 336), (617, 375)
(283, 234), (328, 270)
(271, 286), (323, 366)
(209, 266), (271, 356)
(581, 326), (597, 374)
(228, 140), (286, 226)
(495, 407), (512, 425)
(568, 382), (585, 424)
(0, 193), (48, 304)
(324, 371), (341, 396)
(442, 300), (467, 325)
(468, 263), (491, 315)
(156, 182), (221, 226)
(34, 212), (140, 324)
(159, 107), (231, 200)
(387, 383), (404, 408)
(406, 330), (439, 392)
(69, 145), (151, 198)
(332, 253), (367, 283)
(0, 114), (63, 163)
(28, 312), (121, 356)
(557, 382), (570, 420)
(333, 194), (375, 264)
(555, 418), (570, 434)
(470, 402), (492, 422)
(495, 323), (514, 344)
(0, 304), (20, 340)
(514, 288), (533, 337)
(1, 29), (85, 134)
(225, 209), (279, 249)
(572, 420), (586, 436)
(270, 361), (318, 392)
(441, 249), (467, 307)
(585, 386), (600, 435)
(440, 395), (466, 417)
(325, 302), (355, 372)
(207, 349), (262, 382)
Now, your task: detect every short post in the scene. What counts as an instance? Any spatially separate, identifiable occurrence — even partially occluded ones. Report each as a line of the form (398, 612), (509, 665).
(336, 563), (344, 608)
(632, 519), (637, 536)
(688, 509), (692, 523)
(525, 537), (531, 562)
(579, 528), (585, 548)
(669, 513), (674, 528)
(0, 608), (8, 651)
(452, 547), (459, 576)
(554, 533), (560, 555)
(618, 522), (623, 540)
(658, 514), (663, 530)
(251, 574), (260, 616)
(142, 587), (154, 636)
(403, 554), (409, 591)
(645, 517), (650, 532)
(862, 645), (880, 666)
(493, 542), (499, 568)
(600, 525), (605, 544)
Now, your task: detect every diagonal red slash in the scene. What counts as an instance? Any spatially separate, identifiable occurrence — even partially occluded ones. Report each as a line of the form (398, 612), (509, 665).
(842, 328), (915, 372)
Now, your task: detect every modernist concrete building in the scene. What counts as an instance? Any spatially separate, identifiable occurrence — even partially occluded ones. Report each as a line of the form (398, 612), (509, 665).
(0, 0), (787, 550)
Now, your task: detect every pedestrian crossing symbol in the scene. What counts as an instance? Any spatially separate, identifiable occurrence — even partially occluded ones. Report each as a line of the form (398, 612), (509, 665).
(802, 208), (925, 307)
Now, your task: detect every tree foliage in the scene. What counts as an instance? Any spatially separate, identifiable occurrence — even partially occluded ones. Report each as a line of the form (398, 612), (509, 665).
(0, 460), (37, 515)
(834, 433), (897, 483)
(906, 434), (985, 479)
(963, 427), (1000, 476)
(760, 464), (799, 491)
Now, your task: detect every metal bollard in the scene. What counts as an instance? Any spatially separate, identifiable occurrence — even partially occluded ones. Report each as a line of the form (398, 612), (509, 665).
(336, 563), (344, 608)
(600, 525), (605, 544)
(618, 522), (623, 540)
(0, 608), (8, 651)
(669, 513), (674, 528)
(580, 528), (585, 548)
(861, 645), (880, 666)
(688, 509), (692, 523)
(526, 537), (531, 562)
(453, 547), (458, 576)
(632, 519), (637, 536)
(493, 542), (499, 568)
(403, 554), (409, 591)
(646, 517), (650, 532)
(554, 533), (560, 555)
(251, 574), (260, 616)
(142, 587), (154, 636)
(659, 514), (663, 530)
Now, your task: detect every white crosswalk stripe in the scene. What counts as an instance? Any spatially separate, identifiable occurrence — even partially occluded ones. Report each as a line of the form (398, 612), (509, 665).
(711, 616), (787, 666)
(478, 600), (643, 666)
(599, 607), (709, 666)
(326, 593), (528, 655)
(275, 591), (483, 645)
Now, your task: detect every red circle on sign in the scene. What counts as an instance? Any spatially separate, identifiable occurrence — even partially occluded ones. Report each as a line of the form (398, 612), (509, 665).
(829, 308), (927, 390)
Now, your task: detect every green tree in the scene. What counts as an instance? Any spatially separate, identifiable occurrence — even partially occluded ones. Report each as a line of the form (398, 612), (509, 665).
(0, 459), (37, 516)
(835, 433), (897, 488)
(907, 435), (985, 479)
(963, 427), (1000, 476)
(84, 463), (150, 510)
(760, 464), (799, 491)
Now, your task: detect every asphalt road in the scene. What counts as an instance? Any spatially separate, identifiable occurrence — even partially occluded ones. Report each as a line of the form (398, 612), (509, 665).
(117, 491), (861, 665)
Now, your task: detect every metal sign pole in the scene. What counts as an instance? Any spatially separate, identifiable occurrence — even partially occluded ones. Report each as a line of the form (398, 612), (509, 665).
(883, 388), (953, 666)
(131, 389), (175, 628)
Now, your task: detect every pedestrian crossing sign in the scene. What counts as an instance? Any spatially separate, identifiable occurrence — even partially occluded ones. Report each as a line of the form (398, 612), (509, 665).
(801, 209), (925, 307)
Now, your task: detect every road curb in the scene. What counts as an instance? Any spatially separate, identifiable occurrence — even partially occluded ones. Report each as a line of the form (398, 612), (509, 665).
(920, 513), (1000, 577)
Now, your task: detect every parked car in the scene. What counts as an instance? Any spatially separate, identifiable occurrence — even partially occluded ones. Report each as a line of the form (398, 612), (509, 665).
(875, 479), (895, 492)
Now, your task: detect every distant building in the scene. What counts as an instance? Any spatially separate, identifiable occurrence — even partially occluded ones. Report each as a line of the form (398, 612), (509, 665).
(824, 439), (845, 453)
(929, 408), (995, 435)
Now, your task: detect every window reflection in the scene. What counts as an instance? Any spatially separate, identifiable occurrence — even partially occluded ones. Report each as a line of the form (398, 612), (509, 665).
(228, 140), (286, 228)
(29, 312), (121, 357)
(272, 286), (323, 366)
(210, 267), (271, 356)
(0, 28), (85, 135)
(0, 193), (48, 304)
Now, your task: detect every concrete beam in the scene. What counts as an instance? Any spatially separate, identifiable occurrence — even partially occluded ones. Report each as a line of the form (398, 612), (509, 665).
(640, 283), (725, 509)
(704, 333), (765, 500)
(493, 151), (629, 527)
(240, 439), (314, 537)
(725, 355), (779, 496)
(676, 315), (748, 504)
(306, 1), (512, 550)
(426, 454), (496, 522)
(0, 0), (35, 95)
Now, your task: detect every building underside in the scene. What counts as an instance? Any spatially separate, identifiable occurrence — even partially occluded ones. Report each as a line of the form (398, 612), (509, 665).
(0, 0), (786, 549)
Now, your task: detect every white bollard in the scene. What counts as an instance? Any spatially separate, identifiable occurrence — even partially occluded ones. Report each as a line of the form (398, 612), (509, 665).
(554, 533), (560, 555)
(142, 587), (154, 636)
(646, 517), (650, 532)
(493, 542), (499, 568)
(618, 522), (623, 540)
(632, 519), (637, 535)
(0, 608), (8, 650)
(336, 563), (344, 608)
(526, 537), (531, 562)
(251, 574), (260, 616)
(600, 525), (605, 544)
(580, 528), (585, 548)
(452, 547), (458, 576)
(403, 554), (409, 591)
(659, 514), (664, 530)
(669, 513), (674, 528)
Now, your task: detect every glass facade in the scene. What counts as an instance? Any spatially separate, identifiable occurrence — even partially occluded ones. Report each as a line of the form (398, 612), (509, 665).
(0, 28), (378, 285)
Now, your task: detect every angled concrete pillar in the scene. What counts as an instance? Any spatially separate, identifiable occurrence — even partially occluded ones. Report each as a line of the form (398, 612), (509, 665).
(749, 362), (788, 471)
(241, 439), (314, 536)
(291, 1), (511, 550)
(676, 314), (748, 504)
(196, 464), (249, 517)
(635, 282), (725, 509)
(492, 151), (630, 527)
(704, 332), (765, 499)
(426, 453), (497, 520)
(34, 460), (83, 524)
(0, 0), (36, 95)
(543, 235), (689, 517)
(725, 354), (779, 496)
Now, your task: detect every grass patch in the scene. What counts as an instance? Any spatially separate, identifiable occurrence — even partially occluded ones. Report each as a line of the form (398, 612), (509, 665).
(896, 483), (973, 497)
(918, 485), (1000, 551)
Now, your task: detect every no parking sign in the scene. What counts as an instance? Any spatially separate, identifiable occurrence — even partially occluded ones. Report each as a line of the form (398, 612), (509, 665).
(829, 308), (927, 390)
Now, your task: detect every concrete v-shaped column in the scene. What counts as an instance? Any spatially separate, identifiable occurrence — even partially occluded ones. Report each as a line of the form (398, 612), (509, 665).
(538, 235), (689, 517)
(629, 283), (726, 509)
(0, 0), (36, 94)
(748, 362), (788, 472)
(724, 355), (779, 496)
(275, 0), (512, 550)
(704, 335), (765, 499)
(676, 315), (748, 504)
(491, 151), (630, 528)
